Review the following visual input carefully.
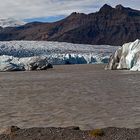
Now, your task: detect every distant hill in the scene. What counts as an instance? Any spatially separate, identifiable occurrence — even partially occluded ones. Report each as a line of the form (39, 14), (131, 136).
(0, 4), (139, 45)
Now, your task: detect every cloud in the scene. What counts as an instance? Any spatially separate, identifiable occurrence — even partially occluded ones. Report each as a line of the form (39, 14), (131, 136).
(0, 0), (139, 20)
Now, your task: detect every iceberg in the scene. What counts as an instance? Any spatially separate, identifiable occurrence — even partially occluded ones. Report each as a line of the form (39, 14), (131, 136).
(0, 55), (24, 71)
(0, 55), (52, 72)
(106, 39), (140, 71)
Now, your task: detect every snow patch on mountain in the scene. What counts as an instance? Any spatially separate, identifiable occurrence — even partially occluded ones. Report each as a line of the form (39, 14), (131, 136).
(0, 18), (25, 28)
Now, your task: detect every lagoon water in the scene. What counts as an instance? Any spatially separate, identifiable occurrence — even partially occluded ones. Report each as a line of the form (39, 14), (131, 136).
(0, 64), (140, 129)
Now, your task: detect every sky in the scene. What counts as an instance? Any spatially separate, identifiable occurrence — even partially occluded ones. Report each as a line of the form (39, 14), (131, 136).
(0, 0), (139, 22)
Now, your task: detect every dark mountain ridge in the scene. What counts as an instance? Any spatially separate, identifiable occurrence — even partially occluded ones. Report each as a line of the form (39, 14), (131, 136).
(0, 4), (139, 45)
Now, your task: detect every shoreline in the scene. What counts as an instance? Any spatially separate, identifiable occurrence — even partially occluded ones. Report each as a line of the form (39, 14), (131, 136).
(0, 126), (140, 140)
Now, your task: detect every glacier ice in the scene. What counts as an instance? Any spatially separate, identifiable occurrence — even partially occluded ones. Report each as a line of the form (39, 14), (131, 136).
(0, 55), (25, 71)
(0, 41), (119, 66)
(0, 55), (52, 71)
(106, 39), (140, 71)
(20, 56), (53, 70)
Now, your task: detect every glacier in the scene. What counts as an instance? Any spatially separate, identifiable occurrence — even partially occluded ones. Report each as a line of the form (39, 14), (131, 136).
(0, 41), (119, 65)
(106, 39), (140, 71)
(0, 41), (119, 71)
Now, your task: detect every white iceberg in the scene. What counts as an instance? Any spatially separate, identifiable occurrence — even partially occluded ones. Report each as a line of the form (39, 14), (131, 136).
(106, 39), (140, 71)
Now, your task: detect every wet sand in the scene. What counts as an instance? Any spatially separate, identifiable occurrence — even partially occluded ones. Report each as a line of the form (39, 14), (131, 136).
(0, 64), (140, 129)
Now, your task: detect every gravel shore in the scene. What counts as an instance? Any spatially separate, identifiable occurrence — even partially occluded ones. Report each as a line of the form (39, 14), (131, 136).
(0, 126), (140, 140)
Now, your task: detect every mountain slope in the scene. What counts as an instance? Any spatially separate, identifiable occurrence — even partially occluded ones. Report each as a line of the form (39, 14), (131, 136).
(0, 4), (139, 45)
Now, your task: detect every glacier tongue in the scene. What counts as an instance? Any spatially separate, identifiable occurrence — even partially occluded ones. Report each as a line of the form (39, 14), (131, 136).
(0, 41), (120, 71)
(0, 41), (119, 65)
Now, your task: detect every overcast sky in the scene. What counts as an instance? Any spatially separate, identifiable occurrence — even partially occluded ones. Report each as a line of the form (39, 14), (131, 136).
(0, 0), (139, 22)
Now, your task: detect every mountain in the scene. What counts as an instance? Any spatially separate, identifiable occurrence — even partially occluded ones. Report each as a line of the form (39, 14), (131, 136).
(0, 18), (25, 28)
(0, 4), (139, 45)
